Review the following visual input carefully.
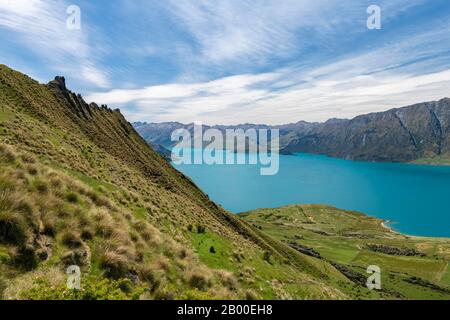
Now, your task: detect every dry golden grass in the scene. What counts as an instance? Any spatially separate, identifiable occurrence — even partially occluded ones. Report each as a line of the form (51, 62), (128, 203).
(100, 250), (130, 279)
(0, 141), (249, 299)
(184, 266), (212, 290)
(3, 267), (65, 300)
(60, 230), (83, 248)
(215, 270), (238, 290)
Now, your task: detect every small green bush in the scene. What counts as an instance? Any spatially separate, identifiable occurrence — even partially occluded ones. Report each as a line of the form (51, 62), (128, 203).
(0, 211), (26, 244)
(0, 276), (7, 298)
(197, 225), (206, 234)
(181, 288), (213, 300)
(0, 249), (10, 264)
(263, 251), (271, 264)
(65, 192), (79, 203)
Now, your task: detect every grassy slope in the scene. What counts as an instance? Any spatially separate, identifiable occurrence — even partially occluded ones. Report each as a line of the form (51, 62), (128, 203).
(240, 205), (450, 300)
(0, 65), (356, 300)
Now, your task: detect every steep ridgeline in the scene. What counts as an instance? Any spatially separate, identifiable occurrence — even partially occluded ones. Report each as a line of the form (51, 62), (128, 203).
(0, 64), (354, 300)
(281, 99), (450, 162)
(134, 98), (450, 163)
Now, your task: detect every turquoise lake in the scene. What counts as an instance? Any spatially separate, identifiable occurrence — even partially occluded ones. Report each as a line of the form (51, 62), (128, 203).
(173, 150), (450, 237)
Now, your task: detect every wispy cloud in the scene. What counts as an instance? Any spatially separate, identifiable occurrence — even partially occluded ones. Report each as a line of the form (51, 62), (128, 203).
(1, 1), (449, 124)
(87, 18), (450, 125)
(162, 0), (425, 66)
(0, 0), (109, 88)
(87, 66), (450, 125)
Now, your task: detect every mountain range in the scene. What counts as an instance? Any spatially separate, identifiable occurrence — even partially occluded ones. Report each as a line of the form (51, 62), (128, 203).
(134, 98), (450, 164)
(1, 65), (449, 300)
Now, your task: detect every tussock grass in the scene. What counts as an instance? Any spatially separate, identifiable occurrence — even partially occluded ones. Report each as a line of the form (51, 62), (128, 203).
(0, 144), (16, 163)
(65, 192), (78, 203)
(0, 190), (15, 212)
(185, 267), (212, 290)
(0, 141), (244, 299)
(133, 220), (161, 245)
(61, 247), (90, 267)
(26, 165), (38, 176)
(0, 176), (15, 192)
(215, 270), (238, 290)
(153, 256), (171, 272)
(100, 251), (130, 279)
(0, 210), (26, 244)
(61, 230), (83, 248)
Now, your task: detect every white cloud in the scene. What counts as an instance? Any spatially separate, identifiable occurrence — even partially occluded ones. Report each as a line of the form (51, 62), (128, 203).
(162, 0), (425, 65)
(0, 0), (109, 88)
(2, 0), (447, 124)
(81, 65), (110, 89)
(87, 66), (450, 125)
(86, 26), (450, 126)
(163, 0), (333, 64)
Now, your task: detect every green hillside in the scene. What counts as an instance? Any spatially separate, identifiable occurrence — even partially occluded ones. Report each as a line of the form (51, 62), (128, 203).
(240, 205), (450, 299)
(1, 64), (449, 300)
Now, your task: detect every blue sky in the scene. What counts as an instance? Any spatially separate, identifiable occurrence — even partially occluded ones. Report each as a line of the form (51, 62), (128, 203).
(1, 0), (450, 124)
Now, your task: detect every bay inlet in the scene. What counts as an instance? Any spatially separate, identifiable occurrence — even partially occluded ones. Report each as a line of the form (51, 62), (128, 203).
(174, 149), (450, 237)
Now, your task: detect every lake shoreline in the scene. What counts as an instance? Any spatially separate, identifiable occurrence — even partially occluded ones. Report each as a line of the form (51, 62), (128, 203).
(287, 151), (450, 167)
(175, 150), (450, 238)
(380, 220), (401, 235)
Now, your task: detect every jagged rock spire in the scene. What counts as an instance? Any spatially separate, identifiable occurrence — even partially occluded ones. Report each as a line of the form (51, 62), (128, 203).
(48, 76), (67, 91)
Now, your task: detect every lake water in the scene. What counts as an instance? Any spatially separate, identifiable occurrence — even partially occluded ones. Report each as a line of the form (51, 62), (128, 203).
(173, 150), (450, 237)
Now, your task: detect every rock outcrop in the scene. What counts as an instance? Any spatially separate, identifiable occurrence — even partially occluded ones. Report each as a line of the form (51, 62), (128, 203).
(281, 98), (450, 162)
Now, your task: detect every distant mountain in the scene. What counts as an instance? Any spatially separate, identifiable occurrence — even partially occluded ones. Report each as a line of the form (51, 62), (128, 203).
(132, 122), (270, 153)
(133, 121), (186, 148)
(281, 98), (450, 163)
(134, 98), (450, 163)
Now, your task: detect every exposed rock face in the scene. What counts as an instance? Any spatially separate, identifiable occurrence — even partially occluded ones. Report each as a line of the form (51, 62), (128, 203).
(285, 242), (322, 259)
(149, 142), (172, 161)
(366, 244), (426, 257)
(134, 98), (450, 163)
(133, 122), (186, 147)
(47, 76), (115, 121)
(48, 76), (67, 91)
(282, 98), (450, 162)
(405, 277), (450, 294)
